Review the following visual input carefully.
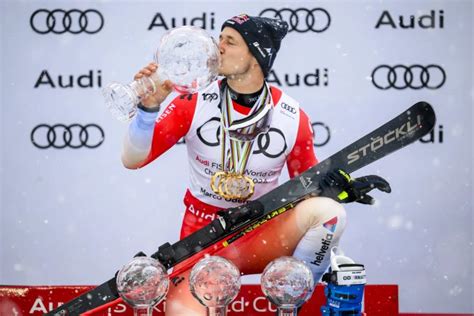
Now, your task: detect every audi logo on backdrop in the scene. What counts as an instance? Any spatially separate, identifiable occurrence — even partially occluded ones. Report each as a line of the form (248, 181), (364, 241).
(31, 124), (104, 149)
(371, 64), (446, 90)
(148, 12), (216, 30)
(30, 9), (104, 34)
(267, 68), (329, 87)
(312, 122), (331, 147)
(259, 8), (331, 33)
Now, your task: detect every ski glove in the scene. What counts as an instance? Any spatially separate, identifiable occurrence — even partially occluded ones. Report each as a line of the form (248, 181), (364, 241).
(319, 169), (391, 205)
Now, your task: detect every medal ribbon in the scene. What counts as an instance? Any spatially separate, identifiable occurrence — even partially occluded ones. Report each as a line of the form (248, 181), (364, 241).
(220, 85), (269, 175)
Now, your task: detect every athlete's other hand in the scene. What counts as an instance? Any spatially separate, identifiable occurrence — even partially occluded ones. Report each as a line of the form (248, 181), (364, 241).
(134, 62), (174, 108)
(319, 169), (391, 205)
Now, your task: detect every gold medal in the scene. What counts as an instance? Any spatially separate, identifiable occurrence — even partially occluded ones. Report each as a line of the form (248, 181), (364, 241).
(217, 174), (228, 198)
(211, 172), (255, 200)
(224, 174), (255, 200)
(210, 171), (227, 196)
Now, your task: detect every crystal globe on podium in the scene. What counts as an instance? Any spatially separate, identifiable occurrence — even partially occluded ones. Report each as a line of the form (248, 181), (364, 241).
(116, 256), (169, 316)
(261, 256), (314, 316)
(189, 256), (241, 316)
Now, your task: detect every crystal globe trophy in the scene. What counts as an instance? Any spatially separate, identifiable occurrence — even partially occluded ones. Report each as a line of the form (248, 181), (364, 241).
(116, 256), (169, 316)
(103, 25), (220, 121)
(189, 256), (241, 316)
(261, 257), (314, 316)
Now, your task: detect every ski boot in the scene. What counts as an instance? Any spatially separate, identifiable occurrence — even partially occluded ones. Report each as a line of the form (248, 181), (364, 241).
(321, 247), (366, 315)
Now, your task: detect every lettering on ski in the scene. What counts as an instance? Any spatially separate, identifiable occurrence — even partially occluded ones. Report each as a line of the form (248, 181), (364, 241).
(45, 101), (436, 316)
(347, 114), (422, 165)
(223, 204), (294, 247)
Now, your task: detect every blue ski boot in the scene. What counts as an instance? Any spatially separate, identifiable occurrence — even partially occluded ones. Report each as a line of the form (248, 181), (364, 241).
(321, 248), (366, 315)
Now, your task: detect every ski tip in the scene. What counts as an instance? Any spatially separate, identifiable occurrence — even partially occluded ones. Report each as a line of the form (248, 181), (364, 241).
(412, 101), (436, 118)
(410, 101), (437, 129)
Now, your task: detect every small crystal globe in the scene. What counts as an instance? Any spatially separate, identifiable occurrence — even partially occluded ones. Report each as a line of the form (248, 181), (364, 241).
(116, 256), (169, 309)
(189, 256), (241, 308)
(261, 256), (314, 308)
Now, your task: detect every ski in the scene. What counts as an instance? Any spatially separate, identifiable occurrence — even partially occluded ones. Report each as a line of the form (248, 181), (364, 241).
(46, 101), (436, 316)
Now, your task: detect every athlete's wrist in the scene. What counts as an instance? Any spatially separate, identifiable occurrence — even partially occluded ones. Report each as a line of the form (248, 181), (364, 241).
(138, 102), (161, 113)
(134, 105), (159, 130)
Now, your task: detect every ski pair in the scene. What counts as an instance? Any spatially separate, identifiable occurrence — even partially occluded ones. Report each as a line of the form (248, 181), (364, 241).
(46, 101), (436, 316)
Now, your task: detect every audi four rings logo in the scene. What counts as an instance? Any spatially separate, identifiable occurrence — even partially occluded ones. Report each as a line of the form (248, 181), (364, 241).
(196, 118), (287, 158)
(30, 9), (104, 34)
(311, 122), (331, 147)
(371, 64), (446, 90)
(281, 102), (297, 114)
(253, 128), (288, 158)
(259, 8), (331, 33)
(31, 124), (105, 149)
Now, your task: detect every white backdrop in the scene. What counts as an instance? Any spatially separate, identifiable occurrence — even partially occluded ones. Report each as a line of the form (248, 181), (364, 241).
(1, 0), (473, 313)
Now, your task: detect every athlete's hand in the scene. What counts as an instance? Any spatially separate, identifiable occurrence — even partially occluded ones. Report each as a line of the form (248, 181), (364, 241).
(134, 62), (174, 108)
(319, 169), (391, 205)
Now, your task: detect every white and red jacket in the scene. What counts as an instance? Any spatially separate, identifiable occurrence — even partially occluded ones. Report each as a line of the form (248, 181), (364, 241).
(138, 81), (318, 238)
